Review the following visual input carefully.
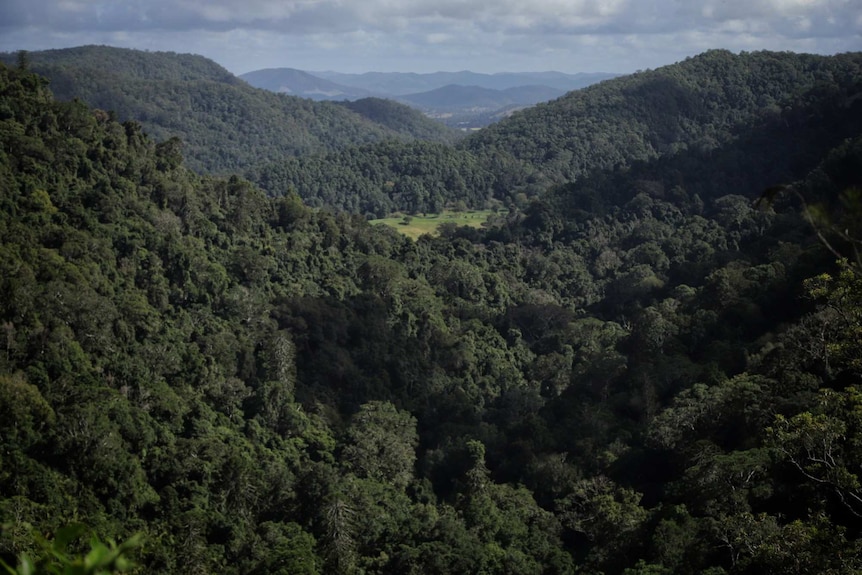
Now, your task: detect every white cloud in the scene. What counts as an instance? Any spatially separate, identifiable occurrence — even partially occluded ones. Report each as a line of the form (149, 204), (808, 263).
(0, 0), (859, 73)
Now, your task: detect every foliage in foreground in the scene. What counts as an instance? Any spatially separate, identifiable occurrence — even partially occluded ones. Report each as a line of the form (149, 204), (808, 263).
(1, 525), (141, 575)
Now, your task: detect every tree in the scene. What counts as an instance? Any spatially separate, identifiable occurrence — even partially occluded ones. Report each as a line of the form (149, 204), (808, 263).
(15, 51), (29, 71)
(768, 388), (862, 520)
(555, 475), (648, 572)
(341, 401), (418, 490)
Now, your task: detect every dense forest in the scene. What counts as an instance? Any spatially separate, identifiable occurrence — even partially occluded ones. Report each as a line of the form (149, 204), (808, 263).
(1, 46), (862, 575)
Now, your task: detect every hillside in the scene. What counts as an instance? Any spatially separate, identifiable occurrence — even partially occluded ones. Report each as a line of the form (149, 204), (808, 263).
(239, 67), (375, 100)
(311, 69), (618, 95)
(2, 54), (862, 575)
(9, 44), (241, 83)
(244, 68), (597, 128)
(0, 46), (458, 173)
(245, 139), (492, 216)
(463, 49), (862, 184)
(398, 84), (564, 111)
(393, 84), (567, 128)
(503, 84), (568, 105)
(244, 50), (862, 217)
(334, 98), (463, 144)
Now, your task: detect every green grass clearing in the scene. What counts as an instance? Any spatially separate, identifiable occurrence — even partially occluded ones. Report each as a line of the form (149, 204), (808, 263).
(371, 210), (499, 240)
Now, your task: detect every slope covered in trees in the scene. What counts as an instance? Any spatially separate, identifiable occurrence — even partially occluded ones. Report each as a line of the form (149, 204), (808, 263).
(6, 47), (860, 220)
(0, 46), (458, 174)
(244, 50), (862, 217)
(333, 98), (462, 144)
(463, 49), (862, 185)
(245, 140), (494, 217)
(2, 53), (862, 575)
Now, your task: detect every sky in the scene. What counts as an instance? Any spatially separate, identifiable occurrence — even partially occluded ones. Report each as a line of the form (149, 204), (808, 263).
(1, 0), (860, 75)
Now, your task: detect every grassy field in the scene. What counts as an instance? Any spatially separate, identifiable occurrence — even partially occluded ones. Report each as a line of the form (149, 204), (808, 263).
(371, 210), (498, 240)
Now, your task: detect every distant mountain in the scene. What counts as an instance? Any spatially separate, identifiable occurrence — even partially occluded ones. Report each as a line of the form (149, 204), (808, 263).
(334, 98), (462, 143)
(397, 84), (565, 111)
(241, 68), (610, 128)
(239, 67), (375, 100)
(245, 50), (862, 216)
(399, 84), (516, 111)
(0, 46), (458, 174)
(311, 70), (618, 95)
(238, 71), (465, 141)
(391, 84), (568, 129)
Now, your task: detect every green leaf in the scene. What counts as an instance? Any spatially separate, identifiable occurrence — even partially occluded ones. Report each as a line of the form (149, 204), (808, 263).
(52, 524), (88, 554)
(83, 542), (111, 569)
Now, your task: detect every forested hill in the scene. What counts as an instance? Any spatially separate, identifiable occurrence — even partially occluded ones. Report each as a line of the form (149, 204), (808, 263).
(4, 47), (859, 214)
(333, 97), (463, 143)
(462, 49), (862, 185)
(4, 45), (241, 84)
(3, 58), (862, 575)
(0, 46), (459, 173)
(245, 49), (862, 216)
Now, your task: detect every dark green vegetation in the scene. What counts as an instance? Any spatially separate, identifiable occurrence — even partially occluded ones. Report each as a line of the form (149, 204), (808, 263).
(1, 47), (862, 574)
(467, 50), (862, 183)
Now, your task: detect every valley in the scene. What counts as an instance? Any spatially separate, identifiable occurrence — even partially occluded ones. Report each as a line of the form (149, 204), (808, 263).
(0, 47), (861, 575)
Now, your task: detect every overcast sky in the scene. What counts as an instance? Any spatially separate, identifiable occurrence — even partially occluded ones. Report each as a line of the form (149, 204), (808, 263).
(1, 0), (860, 74)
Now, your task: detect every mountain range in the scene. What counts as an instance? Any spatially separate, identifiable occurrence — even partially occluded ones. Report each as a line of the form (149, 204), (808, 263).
(309, 69), (618, 94)
(6, 46), (860, 215)
(240, 68), (619, 127)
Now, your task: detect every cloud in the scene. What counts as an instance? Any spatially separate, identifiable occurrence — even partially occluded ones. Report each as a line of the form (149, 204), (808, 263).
(3, 0), (855, 35)
(0, 0), (859, 73)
